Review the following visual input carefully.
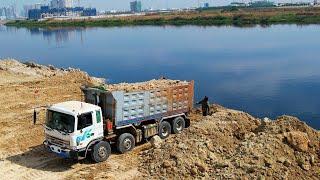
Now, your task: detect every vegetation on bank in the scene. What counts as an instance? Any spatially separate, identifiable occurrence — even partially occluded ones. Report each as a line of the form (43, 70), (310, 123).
(6, 7), (320, 28)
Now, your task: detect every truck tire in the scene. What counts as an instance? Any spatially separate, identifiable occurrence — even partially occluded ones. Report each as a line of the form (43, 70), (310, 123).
(172, 116), (185, 134)
(117, 133), (135, 154)
(91, 141), (111, 163)
(159, 121), (171, 139)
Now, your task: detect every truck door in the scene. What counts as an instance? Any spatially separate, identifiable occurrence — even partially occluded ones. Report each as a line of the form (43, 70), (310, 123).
(94, 110), (104, 138)
(75, 112), (96, 149)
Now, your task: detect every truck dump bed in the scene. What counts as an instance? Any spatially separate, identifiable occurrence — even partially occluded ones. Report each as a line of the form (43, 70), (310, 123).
(82, 79), (194, 127)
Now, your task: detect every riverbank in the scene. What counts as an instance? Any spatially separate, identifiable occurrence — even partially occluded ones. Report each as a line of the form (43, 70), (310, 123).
(5, 7), (320, 28)
(0, 59), (319, 179)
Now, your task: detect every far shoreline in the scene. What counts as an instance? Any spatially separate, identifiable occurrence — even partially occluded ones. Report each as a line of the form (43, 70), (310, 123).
(5, 7), (320, 28)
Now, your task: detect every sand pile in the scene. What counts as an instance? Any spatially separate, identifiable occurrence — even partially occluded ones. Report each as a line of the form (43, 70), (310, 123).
(0, 59), (106, 85)
(138, 105), (320, 179)
(0, 59), (80, 78)
(102, 79), (189, 92)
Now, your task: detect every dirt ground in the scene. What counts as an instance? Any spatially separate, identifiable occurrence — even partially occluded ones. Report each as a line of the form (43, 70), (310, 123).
(0, 60), (144, 179)
(140, 107), (320, 179)
(0, 60), (319, 180)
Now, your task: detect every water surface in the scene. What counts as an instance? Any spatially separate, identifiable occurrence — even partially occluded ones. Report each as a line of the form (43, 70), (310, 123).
(0, 25), (319, 129)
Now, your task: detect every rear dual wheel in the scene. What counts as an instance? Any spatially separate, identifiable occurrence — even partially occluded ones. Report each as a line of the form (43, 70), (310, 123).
(172, 117), (185, 134)
(159, 117), (186, 139)
(159, 121), (171, 139)
(117, 133), (135, 154)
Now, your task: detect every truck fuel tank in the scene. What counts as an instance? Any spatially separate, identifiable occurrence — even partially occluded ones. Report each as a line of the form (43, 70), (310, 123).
(143, 124), (158, 138)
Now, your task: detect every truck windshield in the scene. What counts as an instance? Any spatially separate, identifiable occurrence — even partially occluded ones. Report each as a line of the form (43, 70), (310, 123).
(46, 110), (75, 133)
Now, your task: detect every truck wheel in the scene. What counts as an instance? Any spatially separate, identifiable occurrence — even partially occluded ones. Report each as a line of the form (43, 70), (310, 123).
(172, 117), (185, 134)
(159, 121), (171, 139)
(91, 141), (111, 163)
(117, 133), (135, 154)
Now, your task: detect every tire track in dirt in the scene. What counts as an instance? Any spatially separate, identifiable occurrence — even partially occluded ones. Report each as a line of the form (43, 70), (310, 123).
(0, 136), (143, 180)
(0, 146), (61, 179)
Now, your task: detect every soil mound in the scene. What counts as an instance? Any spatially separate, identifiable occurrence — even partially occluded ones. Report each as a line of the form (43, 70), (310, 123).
(0, 59), (77, 77)
(139, 106), (320, 179)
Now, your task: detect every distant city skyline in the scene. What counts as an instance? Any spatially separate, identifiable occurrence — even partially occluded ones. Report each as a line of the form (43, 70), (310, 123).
(0, 0), (316, 11)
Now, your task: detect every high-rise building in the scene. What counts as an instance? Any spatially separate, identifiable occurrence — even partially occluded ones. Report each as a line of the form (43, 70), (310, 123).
(130, 1), (142, 13)
(27, 1), (96, 20)
(28, 9), (42, 20)
(34, 3), (43, 9)
(23, 5), (35, 17)
(315, 0), (318, 5)
(50, 0), (73, 9)
(65, 0), (73, 8)
(51, 0), (59, 9)
(0, 6), (17, 20)
(204, 3), (210, 8)
(0, 8), (4, 18)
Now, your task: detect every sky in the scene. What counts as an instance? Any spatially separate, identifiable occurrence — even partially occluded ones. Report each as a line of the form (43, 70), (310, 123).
(0, 0), (315, 11)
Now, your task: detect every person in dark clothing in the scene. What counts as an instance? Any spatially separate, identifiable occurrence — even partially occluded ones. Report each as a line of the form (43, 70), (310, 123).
(197, 96), (210, 116)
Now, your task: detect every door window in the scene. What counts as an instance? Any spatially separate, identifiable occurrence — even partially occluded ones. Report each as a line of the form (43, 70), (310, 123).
(77, 112), (93, 130)
(96, 110), (101, 123)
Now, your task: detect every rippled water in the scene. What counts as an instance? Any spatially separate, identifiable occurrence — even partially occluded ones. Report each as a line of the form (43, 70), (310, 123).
(0, 25), (319, 129)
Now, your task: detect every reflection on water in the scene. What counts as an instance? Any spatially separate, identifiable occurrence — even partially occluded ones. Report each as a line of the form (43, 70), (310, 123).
(0, 25), (319, 129)
(29, 27), (87, 44)
(2, 26), (87, 44)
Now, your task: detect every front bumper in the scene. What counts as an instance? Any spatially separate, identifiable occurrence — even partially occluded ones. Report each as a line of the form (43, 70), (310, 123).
(44, 141), (78, 159)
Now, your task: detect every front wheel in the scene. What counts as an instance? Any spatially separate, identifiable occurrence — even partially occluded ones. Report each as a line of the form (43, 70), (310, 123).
(159, 121), (171, 139)
(91, 141), (111, 163)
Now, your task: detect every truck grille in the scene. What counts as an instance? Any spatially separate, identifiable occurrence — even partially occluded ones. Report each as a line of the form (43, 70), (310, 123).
(46, 135), (69, 147)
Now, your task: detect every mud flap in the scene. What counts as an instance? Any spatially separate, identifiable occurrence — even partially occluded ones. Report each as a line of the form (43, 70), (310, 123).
(185, 118), (191, 128)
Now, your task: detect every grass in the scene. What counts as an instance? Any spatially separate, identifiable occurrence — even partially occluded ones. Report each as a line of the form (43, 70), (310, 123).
(6, 7), (320, 28)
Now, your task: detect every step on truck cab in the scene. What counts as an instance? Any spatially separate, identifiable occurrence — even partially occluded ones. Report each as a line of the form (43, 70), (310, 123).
(44, 80), (194, 163)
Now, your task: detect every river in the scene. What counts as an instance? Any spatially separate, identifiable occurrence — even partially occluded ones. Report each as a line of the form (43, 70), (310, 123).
(0, 25), (319, 129)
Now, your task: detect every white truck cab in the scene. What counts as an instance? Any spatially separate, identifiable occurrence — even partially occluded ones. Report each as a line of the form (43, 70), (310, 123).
(44, 101), (107, 161)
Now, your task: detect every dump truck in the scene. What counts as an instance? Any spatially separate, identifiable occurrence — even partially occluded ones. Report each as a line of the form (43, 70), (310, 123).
(43, 79), (194, 162)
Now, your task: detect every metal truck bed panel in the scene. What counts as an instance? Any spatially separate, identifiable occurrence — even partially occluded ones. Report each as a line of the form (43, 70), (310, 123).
(82, 81), (194, 127)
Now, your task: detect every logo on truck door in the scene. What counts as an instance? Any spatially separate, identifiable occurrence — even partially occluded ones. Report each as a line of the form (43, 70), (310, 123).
(76, 129), (93, 144)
